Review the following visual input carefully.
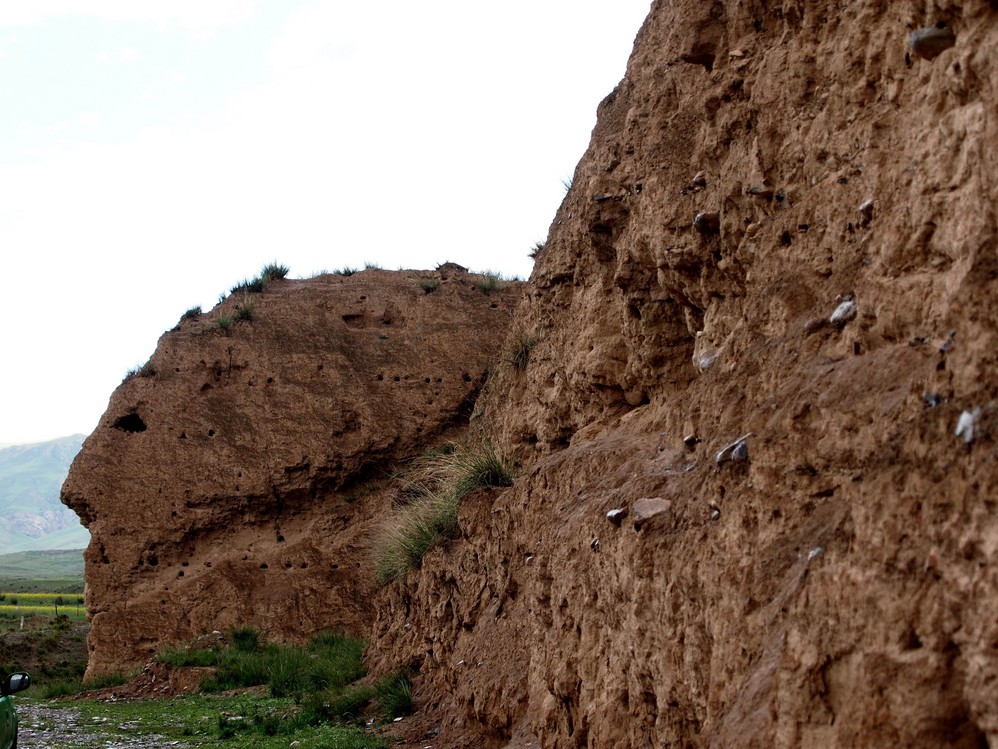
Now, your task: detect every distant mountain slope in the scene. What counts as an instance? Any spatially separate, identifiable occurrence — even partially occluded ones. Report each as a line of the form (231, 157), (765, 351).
(0, 549), (84, 579)
(0, 435), (90, 553)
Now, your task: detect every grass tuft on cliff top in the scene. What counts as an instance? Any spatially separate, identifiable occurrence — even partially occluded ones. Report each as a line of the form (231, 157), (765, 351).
(230, 262), (290, 295)
(374, 439), (515, 584)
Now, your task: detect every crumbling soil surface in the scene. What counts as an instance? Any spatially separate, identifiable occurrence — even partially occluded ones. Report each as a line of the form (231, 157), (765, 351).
(366, 0), (998, 747)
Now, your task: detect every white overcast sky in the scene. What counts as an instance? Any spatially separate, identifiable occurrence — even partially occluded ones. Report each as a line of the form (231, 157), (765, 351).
(0, 0), (650, 445)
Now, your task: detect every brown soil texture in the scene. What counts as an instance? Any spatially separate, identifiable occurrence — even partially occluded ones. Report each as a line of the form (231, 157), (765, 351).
(62, 268), (520, 678)
(367, 1), (998, 747)
(63, 0), (998, 747)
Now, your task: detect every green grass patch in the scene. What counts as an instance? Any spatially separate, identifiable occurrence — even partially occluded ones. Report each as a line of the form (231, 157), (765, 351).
(146, 628), (407, 745)
(157, 628), (366, 699)
(29, 692), (387, 749)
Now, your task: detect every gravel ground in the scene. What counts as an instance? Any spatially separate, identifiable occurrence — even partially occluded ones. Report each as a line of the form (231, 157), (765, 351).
(18, 701), (193, 749)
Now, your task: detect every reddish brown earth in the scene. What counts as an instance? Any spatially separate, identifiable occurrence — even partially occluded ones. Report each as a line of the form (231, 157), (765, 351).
(367, 0), (998, 747)
(62, 268), (519, 678)
(65, 0), (998, 747)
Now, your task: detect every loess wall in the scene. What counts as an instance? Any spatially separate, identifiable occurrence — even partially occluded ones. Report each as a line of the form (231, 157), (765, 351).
(368, 1), (998, 747)
(62, 269), (520, 678)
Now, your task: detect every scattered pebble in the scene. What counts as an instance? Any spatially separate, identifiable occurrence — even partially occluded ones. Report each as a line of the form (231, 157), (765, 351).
(804, 316), (830, 335)
(807, 546), (824, 561)
(924, 548), (939, 572)
(746, 185), (774, 200)
(693, 212), (720, 236)
(955, 408), (980, 444)
(858, 199), (874, 225)
(684, 433), (700, 448)
(692, 171), (707, 187)
(607, 508), (627, 526)
(829, 300), (857, 326)
(632, 497), (673, 530)
(923, 393), (943, 409)
(731, 441), (749, 462)
(710, 507), (721, 522)
(909, 22), (956, 61)
(716, 434), (753, 465)
(590, 537), (601, 551)
(697, 349), (719, 371)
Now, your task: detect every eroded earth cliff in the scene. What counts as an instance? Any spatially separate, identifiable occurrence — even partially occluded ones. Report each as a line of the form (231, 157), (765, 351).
(62, 268), (519, 677)
(65, 0), (998, 746)
(367, 0), (998, 747)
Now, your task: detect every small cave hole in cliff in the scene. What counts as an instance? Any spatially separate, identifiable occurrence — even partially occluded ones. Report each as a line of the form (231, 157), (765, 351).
(112, 413), (147, 433)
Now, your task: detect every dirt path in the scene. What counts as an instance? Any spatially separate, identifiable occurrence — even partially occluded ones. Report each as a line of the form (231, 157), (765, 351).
(18, 701), (192, 748)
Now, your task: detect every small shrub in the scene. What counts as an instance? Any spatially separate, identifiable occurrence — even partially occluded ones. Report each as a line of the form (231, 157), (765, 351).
(418, 278), (440, 294)
(231, 262), (290, 295)
(85, 671), (133, 690)
(332, 267), (357, 277)
(561, 177), (573, 193)
(302, 684), (375, 725)
(476, 271), (504, 294)
(449, 439), (516, 498)
(231, 277), (266, 294)
(505, 331), (537, 371)
(230, 626), (260, 653)
(235, 299), (254, 322)
(180, 305), (202, 323)
(122, 361), (155, 383)
(363, 261), (381, 270)
(260, 262), (290, 282)
(529, 241), (546, 258)
(40, 679), (81, 699)
(375, 672), (414, 719)
(217, 315), (234, 331)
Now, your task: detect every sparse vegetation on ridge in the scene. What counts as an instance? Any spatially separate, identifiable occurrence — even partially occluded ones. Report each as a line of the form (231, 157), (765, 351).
(122, 361), (155, 382)
(229, 262), (290, 295)
(374, 439), (516, 584)
(476, 271), (505, 294)
(235, 297), (255, 322)
(418, 277), (441, 293)
(180, 305), (202, 323)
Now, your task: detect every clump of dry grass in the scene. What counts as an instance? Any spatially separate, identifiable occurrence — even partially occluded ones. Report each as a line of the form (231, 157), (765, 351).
(374, 440), (515, 584)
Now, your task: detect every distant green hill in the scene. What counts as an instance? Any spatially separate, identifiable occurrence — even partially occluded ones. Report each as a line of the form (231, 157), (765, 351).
(0, 549), (84, 592)
(0, 435), (90, 553)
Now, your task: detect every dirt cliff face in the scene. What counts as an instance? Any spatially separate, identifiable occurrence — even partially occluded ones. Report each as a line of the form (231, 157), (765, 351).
(62, 269), (520, 677)
(368, 1), (998, 747)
